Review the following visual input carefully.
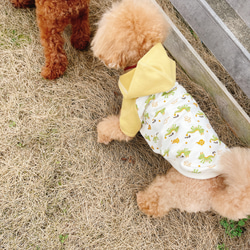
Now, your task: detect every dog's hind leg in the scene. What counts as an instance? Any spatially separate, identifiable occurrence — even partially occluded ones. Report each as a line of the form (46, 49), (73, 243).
(10, 0), (35, 8)
(211, 147), (250, 220)
(71, 6), (90, 50)
(137, 175), (172, 217)
(137, 168), (214, 217)
(211, 188), (250, 220)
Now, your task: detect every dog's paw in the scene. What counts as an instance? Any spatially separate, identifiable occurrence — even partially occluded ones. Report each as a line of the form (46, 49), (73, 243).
(71, 21), (90, 50)
(41, 59), (68, 80)
(97, 132), (113, 145)
(97, 115), (132, 144)
(97, 118), (115, 144)
(71, 36), (89, 50)
(137, 190), (161, 217)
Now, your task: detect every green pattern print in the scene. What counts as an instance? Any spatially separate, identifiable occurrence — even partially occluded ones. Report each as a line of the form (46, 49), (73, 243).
(198, 152), (215, 163)
(195, 111), (206, 118)
(144, 112), (149, 119)
(165, 124), (179, 138)
(162, 89), (176, 98)
(182, 93), (193, 99)
(192, 169), (201, 174)
(176, 148), (191, 158)
(210, 135), (221, 144)
(174, 105), (191, 115)
(186, 125), (204, 136)
(163, 149), (170, 157)
(153, 135), (159, 143)
(145, 95), (155, 105)
(155, 108), (165, 117)
(144, 134), (151, 141)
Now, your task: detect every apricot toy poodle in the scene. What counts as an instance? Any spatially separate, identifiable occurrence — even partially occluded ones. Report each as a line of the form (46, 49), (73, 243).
(10, 0), (90, 79)
(92, 0), (250, 220)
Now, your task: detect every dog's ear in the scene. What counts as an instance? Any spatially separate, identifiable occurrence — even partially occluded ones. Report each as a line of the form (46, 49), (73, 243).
(91, 0), (170, 69)
(104, 52), (127, 69)
(103, 49), (140, 69)
(92, 35), (138, 69)
(91, 19), (120, 68)
(92, 44), (125, 69)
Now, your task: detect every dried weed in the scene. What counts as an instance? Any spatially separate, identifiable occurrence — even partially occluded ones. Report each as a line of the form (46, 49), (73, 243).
(0, 0), (249, 249)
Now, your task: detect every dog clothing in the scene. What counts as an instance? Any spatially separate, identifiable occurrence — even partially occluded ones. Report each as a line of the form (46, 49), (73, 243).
(119, 43), (227, 179)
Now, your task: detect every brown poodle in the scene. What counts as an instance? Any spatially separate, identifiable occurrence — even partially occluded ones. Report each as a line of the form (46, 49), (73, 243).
(92, 0), (250, 220)
(10, 0), (90, 79)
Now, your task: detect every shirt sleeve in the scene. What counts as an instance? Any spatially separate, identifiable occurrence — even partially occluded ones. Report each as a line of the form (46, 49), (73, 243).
(119, 98), (142, 137)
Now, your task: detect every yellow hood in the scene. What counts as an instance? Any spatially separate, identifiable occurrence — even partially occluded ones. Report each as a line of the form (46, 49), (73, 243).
(119, 43), (176, 137)
(119, 43), (176, 99)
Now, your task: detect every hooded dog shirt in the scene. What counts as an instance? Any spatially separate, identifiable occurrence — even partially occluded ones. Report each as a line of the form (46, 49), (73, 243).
(119, 43), (227, 179)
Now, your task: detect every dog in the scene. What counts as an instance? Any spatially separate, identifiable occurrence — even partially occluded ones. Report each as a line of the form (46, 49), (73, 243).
(91, 0), (250, 221)
(10, 0), (90, 79)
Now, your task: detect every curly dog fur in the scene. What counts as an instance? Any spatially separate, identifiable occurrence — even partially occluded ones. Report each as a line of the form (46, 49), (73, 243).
(92, 0), (250, 220)
(10, 0), (90, 79)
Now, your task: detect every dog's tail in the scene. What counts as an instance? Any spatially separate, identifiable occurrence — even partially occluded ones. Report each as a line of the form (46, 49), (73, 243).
(212, 147), (250, 220)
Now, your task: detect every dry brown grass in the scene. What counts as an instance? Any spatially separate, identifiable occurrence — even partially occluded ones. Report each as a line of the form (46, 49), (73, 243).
(0, 0), (249, 249)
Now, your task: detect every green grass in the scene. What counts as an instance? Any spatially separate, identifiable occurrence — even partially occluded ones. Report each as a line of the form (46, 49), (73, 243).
(59, 234), (68, 244)
(217, 217), (249, 250)
(0, 28), (31, 47)
(189, 27), (198, 40)
(220, 217), (249, 238)
(217, 243), (228, 250)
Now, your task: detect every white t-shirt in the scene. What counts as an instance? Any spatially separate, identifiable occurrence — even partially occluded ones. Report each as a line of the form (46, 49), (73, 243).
(136, 82), (228, 179)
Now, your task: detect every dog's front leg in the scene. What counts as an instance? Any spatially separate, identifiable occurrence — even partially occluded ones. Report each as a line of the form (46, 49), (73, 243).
(97, 115), (132, 144)
(36, 12), (68, 79)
